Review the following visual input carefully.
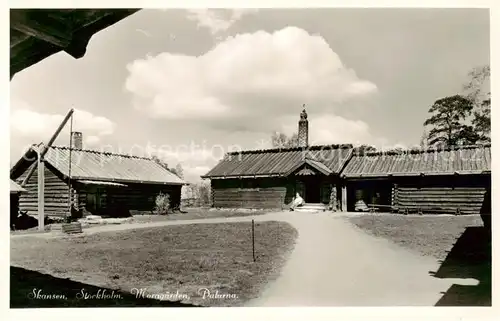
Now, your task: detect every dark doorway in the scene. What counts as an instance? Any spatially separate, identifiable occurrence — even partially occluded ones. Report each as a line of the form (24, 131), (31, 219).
(346, 179), (392, 211)
(85, 187), (105, 215)
(302, 177), (321, 203)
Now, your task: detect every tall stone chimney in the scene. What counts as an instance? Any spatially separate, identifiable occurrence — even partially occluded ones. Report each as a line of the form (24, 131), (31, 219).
(71, 131), (83, 150)
(298, 104), (309, 148)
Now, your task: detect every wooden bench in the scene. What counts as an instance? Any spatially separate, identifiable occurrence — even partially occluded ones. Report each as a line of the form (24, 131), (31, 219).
(367, 204), (397, 213)
(393, 205), (462, 215)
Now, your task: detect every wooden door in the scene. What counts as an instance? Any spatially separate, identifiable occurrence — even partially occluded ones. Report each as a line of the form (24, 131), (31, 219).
(86, 192), (97, 213)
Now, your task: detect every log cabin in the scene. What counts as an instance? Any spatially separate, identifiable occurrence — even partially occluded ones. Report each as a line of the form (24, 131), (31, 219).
(202, 108), (354, 211)
(10, 179), (26, 228)
(203, 108), (491, 214)
(341, 144), (491, 214)
(10, 132), (185, 219)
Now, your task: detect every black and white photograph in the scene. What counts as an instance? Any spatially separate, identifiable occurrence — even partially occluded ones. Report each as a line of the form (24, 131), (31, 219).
(4, 2), (497, 319)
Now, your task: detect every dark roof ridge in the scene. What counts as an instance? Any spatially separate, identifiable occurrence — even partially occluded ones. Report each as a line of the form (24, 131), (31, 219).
(359, 143), (491, 157)
(50, 145), (153, 161)
(226, 143), (354, 156)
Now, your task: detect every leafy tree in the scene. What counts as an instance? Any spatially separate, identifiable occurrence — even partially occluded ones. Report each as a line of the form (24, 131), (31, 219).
(356, 144), (377, 155)
(154, 192), (170, 215)
(152, 155), (169, 170)
(174, 163), (184, 179)
(424, 95), (474, 147)
(196, 182), (211, 207)
(464, 65), (490, 142)
(472, 97), (491, 142)
(152, 156), (183, 178)
(185, 182), (211, 207)
(385, 147), (405, 154)
(271, 131), (299, 148)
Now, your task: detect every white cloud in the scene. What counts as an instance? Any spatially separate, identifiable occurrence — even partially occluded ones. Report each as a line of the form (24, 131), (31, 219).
(85, 135), (102, 146)
(126, 26), (377, 121)
(10, 102), (116, 153)
(186, 9), (258, 35)
(125, 26), (384, 165)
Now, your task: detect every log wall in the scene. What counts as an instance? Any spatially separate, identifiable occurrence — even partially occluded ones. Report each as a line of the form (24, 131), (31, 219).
(211, 178), (291, 209)
(15, 163), (70, 218)
(211, 177), (341, 209)
(394, 175), (490, 215)
(14, 162), (182, 218)
(77, 183), (182, 216)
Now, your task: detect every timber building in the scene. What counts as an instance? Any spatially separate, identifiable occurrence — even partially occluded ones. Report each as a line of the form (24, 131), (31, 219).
(10, 180), (26, 226)
(10, 132), (184, 218)
(342, 145), (491, 214)
(203, 108), (491, 214)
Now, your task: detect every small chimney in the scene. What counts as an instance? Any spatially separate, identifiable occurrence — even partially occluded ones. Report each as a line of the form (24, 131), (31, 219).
(298, 104), (309, 148)
(71, 131), (83, 150)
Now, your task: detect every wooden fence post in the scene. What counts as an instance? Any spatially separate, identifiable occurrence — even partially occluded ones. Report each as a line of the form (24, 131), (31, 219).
(252, 219), (256, 262)
(37, 159), (45, 231)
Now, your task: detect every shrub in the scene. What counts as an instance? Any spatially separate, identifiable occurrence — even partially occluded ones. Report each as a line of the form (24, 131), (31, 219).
(154, 192), (171, 215)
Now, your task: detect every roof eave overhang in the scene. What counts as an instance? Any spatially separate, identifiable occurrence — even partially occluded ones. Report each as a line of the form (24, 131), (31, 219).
(201, 173), (285, 179)
(10, 9), (140, 78)
(342, 170), (491, 179)
(68, 176), (185, 186)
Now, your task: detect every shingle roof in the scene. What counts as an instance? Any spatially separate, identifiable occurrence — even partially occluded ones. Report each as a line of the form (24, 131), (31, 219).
(10, 179), (26, 193)
(342, 145), (491, 178)
(12, 146), (185, 185)
(202, 144), (354, 178)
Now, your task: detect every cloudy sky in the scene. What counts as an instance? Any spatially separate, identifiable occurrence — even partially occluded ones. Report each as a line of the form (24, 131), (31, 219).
(10, 8), (490, 182)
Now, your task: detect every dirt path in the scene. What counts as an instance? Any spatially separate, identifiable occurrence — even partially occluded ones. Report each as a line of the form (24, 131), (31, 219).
(248, 212), (478, 306)
(11, 211), (478, 306)
(10, 215), (262, 239)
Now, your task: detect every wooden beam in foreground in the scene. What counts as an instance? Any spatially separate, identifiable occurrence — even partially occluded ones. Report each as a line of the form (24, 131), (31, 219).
(21, 108), (74, 187)
(37, 158), (45, 231)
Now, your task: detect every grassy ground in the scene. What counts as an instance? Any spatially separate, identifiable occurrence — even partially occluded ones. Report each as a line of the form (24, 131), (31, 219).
(10, 208), (271, 236)
(347, 214), (491, 306)
(346, 214), (484, 261)
(129, 208), (270, 224)
(11, 220), (297, 307)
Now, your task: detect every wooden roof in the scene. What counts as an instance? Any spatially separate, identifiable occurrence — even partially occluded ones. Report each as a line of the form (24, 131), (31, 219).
(285, 157), (334, 176)
(10, 9), (139, 78)
(10, 145), (185, 185)
(342, 145), (491, 178)
(202, 144), (354, 178)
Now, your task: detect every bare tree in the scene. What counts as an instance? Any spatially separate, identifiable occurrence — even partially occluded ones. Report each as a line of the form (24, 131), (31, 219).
(419, 129), (428, 148)
(464, 65), (490, 142)
(189, 182), (211, 207)
(271, 131), (299, 148)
